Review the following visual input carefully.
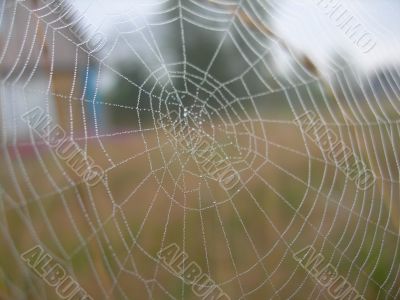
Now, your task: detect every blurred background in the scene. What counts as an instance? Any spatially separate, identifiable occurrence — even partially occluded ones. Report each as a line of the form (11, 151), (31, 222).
(0, 0), (399, 299)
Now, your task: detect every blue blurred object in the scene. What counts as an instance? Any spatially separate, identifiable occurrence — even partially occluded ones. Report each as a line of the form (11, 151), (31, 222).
(83, 63), (104, 133)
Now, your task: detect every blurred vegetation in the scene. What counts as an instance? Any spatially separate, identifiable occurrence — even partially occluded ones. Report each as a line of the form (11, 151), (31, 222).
(106, 1), (272, 128)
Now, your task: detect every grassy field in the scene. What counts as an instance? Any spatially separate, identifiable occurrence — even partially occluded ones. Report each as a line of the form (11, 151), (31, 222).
(0, 119), (399, 299)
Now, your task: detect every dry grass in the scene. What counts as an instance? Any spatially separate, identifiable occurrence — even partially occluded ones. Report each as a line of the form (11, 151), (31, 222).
(0, 122), (398, 299)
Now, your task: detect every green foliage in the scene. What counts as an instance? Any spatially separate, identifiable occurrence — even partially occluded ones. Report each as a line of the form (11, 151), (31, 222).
(106, 2), (271, 128)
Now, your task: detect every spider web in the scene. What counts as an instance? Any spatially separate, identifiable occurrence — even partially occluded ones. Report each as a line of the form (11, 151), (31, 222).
(0, 0), (399, 299)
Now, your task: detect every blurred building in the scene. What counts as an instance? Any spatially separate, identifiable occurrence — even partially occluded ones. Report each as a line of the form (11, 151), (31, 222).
(0, 0), (102, 142)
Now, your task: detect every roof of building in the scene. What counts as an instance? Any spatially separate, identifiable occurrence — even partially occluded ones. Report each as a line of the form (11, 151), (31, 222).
(0, 0), (94, 76)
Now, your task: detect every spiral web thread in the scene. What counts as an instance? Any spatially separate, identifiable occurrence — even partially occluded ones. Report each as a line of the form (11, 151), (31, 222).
(0, 0), (399, 299)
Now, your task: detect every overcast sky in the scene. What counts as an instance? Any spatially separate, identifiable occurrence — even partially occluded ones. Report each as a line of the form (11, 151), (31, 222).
(72, 0), (400, 72)
(276, 0), (400, 71)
